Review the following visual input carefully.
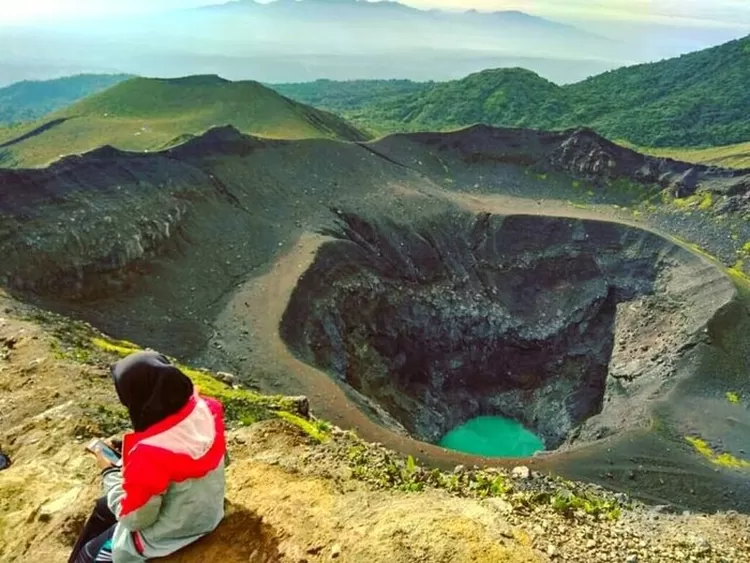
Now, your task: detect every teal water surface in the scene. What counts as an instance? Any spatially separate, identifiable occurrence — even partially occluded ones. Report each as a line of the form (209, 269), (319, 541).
(438, 415), (544, 457)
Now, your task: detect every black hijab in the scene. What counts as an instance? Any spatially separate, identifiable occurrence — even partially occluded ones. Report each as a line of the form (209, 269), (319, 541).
(111, 351), (194, 432)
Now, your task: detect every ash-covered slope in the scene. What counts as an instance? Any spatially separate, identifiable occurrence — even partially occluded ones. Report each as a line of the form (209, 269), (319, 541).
(1, 124), (749, 342)
(0, 125), (445, 353)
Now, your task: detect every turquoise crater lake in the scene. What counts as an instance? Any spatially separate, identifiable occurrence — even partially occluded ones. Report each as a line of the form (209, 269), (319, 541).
(438, 416), (545, 457)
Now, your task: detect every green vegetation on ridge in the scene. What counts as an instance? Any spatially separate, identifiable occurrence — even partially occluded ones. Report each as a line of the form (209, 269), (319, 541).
(638, 141), (750, 169)
(271, 79), (428, 114)
(0, 75), (365, 168)
(272, 35), (750, 148)
(344, 68), (569, 135)
(0, 74), (131, 126)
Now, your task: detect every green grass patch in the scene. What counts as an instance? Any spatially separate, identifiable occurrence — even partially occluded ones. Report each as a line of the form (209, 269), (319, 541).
(606, 178), (649, 196)
(90, 336), (140, 356)
(276, 411), (330, 443)
(685, 436), (750, 469)
(724, 261), (750, 313)
(567, 200), (589, 210)
(672, 192), (714, 211)
(348, 444), (510, 496)
(550, 489), (621, 520)
(50, 339), (93, 363)
(714, 453), (750, 469)
(24, 309), (107, 364)
(727, 264), (750, 302)
(642, 142), (750, 170)
(346, 443), (623, 518)
(672, 237), (719, 263)
(685, 436), (715, 458)
(698, 192), (714, 210)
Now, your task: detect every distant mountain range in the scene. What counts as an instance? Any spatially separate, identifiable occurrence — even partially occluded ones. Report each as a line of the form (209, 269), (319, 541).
(2, 31), (750, 163)
(275, 34), (750, 148)
(2, 0), (745, 87)
(202, 0), (595, 44)
(0, 76), (364, 168)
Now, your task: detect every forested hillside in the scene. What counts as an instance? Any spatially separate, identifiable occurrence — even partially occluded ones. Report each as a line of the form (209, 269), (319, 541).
(271, 35), (750, 147)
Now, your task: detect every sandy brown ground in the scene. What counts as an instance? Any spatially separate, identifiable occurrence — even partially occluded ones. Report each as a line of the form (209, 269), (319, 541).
(0, 295), (541, 563)
(2, 285), (749, 562)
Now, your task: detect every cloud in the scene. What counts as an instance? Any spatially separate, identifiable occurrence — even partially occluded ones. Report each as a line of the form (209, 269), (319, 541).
(0, 0), (210, 24)
(2, 0), (749, 29)
(404, 0), (750, 28)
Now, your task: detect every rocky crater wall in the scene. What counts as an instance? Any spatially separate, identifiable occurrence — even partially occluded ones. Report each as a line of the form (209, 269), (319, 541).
(368, 126), (750, 212)
(281, 211), (734, 452)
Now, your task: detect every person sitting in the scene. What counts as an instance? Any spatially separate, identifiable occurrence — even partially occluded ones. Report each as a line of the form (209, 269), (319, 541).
(69, 351), (227, 563)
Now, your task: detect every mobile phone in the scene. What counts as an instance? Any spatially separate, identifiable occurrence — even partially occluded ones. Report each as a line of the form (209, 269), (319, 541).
(86, 438), (121, 464)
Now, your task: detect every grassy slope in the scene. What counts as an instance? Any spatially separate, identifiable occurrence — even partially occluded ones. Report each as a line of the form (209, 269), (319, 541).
(0, 74), (131, 125)
(639, 142), (750, 169)
(278, 35), (750, 148)
(0, 75), (365, 168)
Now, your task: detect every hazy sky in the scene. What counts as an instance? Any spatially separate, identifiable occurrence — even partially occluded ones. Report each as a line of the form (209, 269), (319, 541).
(1, 0), (749, 28)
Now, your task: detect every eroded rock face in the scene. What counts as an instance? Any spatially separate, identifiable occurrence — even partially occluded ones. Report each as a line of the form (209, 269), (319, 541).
(281, 212), (694, 450)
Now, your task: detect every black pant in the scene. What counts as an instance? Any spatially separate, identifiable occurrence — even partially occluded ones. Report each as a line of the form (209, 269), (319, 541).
(69, 497), (117, 563)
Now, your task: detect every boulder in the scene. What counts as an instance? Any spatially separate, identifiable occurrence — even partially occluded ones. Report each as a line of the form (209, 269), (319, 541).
(216, 372), (237, 386)
(39, 487), (82, 522)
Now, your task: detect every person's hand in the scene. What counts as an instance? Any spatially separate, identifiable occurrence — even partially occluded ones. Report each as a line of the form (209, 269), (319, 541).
(94, 449), (116, 471)
(106, 438), (123, 456)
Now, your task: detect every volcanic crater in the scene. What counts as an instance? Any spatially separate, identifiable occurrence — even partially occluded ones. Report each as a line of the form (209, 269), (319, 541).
(281, 211), (731, 453)
(2, 125), (748, 509)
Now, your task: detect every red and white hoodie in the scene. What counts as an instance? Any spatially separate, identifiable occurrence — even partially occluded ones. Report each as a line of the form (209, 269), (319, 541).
(102, 393), (227, 562)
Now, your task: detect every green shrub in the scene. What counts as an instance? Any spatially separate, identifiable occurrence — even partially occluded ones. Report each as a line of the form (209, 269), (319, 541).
(277, 411), (330, 443)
